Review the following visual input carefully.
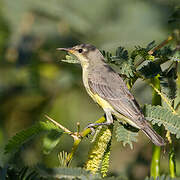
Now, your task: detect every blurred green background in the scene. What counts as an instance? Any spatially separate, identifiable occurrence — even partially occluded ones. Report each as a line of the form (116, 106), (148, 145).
(0, 0), (179, 179)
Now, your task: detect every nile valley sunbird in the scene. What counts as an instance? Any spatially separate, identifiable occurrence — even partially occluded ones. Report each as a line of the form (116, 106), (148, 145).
(57, 44), (165, 146)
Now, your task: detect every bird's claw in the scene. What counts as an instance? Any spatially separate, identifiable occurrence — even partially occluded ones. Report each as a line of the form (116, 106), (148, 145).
(85, 123), (96, 135)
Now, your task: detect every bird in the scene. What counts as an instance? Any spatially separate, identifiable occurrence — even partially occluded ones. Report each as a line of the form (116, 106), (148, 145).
(57, 44), (165, 146)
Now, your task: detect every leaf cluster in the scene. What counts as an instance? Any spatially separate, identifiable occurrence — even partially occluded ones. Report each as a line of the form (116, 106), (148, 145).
(1, 165), (179, 180)
(144, 105), (180, 139)
(115, 123), (138, 149)
(5, 40), (180, 154)
(5, 121), (63, 154)
(61, 40), (179, 81)
(102, 47), (135, 78)
(0, 165), (128, 180)
(159, 66), (177, 101)
(3, 38), (180, 179)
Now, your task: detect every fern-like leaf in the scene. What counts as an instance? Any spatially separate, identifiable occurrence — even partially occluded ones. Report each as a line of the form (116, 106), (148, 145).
(131, 46), (150, 60)
(0, 166), (40, 180)
(115, 47), (129, 60)
(160, 66), (177, 101)
(5, 121), (63, 154)
(43, 129), (63, 155)
(154, 46), (175, 60)
(61, 54), (80, 64)
(102, 47), (135, 78)
(131, 41), (156, 60)
(137, 60), (162, 78)
(37, 166), (100, 179)
(146, 41), (156, 51)
(37, 166), (128, 180)
(115, 123), (138, 149)
(144, 104), (180, 138)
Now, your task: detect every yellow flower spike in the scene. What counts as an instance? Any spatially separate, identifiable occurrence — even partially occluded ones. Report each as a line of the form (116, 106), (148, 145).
(101, 140), (112, 177)
(85, 125), (113, 175)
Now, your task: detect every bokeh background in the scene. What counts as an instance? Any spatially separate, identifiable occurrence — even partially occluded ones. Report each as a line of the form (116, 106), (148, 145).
(0, 0), (179, 179)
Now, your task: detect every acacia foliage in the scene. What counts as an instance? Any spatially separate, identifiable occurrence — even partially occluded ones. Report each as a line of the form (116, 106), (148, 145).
(3, 39), (180, 179)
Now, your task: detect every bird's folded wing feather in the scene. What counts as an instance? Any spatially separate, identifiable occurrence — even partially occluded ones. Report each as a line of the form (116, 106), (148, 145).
(88, 66), (143, 124)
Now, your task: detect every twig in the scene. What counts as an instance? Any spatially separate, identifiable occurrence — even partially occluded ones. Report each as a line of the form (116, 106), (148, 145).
(148, 36), (173, 55)
(148, 82), (176, 144)
(45, 114), (106, 165)
(66, 116), (106, 165)
(147, 82), (176, 114)
(166, 131), (172, 144)
(44, 114), (79, 140)
(135, 35), (174, 67)
(45, 114), (71, 133)
(150, 76), (161, 178)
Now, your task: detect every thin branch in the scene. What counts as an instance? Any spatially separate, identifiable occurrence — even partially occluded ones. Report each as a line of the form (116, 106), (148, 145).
(150, 76), (161, 178)
(45, 114), (106, 165)
(44, 114), (79, 140)
(66, 116), (106, 165)
(166, 131), (172, 144)
(148, 36), (173, 55)
(147, 82), (176, 114)
(135, 35), (174, 67)
(45, 114), (71, 133)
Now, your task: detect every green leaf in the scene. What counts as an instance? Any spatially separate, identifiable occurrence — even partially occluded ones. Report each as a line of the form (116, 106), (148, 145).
(37, 166), (100, 179)
(0, 166), (40, 180)
(102, 47), (135, 78)
(144, 104), (180, 138)
(169, 50), (180, 62)
(154, 46), (175, 60)
(37, 166), (128, 180)
(1, 165), (127, 180)
(115, 47), (129, 60)
(160, 67), (177, 100)
(137, 60), (162, 78)
(115, 123), (138, 149)
(101, 50), (113, 63)
(43, 129), (63, 155)
(5, 121), (63, 154)
(168, 7), (180, 24)
(61, 54), (80, 64)
(146, 41), (156, 51)
(131, 46), (149, 60)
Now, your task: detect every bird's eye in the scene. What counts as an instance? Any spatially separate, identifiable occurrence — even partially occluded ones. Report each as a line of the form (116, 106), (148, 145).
(78, 49), (83, 53)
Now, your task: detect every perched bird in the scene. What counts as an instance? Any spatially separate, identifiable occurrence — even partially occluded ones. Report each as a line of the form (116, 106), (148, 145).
(57, 44), (165, 146)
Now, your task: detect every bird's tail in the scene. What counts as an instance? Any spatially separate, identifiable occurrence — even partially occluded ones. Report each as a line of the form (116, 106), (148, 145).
(141, 122), (166, 146)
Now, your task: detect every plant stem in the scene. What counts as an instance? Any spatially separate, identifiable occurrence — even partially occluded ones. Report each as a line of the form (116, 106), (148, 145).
(45, 114), (107, 165)
(168, 56), (178, 178)
(148, 36), (173, 55)
(169, 143), (176, 178)
(151, 145), (161, 178)
(67, 116), (106, 164)
(150, 76), (162, 178)
(66, 138), (81, 165)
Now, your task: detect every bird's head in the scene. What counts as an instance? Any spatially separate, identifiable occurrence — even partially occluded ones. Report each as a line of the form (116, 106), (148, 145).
(57, 44), (104, 67)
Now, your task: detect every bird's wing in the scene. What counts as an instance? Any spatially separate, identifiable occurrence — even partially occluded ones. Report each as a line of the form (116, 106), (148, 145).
(88, 65), (144, 126)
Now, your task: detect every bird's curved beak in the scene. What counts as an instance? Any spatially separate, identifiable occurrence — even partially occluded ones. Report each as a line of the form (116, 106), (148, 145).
(56, 47), (75, 54)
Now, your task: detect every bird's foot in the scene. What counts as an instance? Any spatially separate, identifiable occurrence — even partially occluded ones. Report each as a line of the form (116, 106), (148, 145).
(85, 122), (112, 135)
